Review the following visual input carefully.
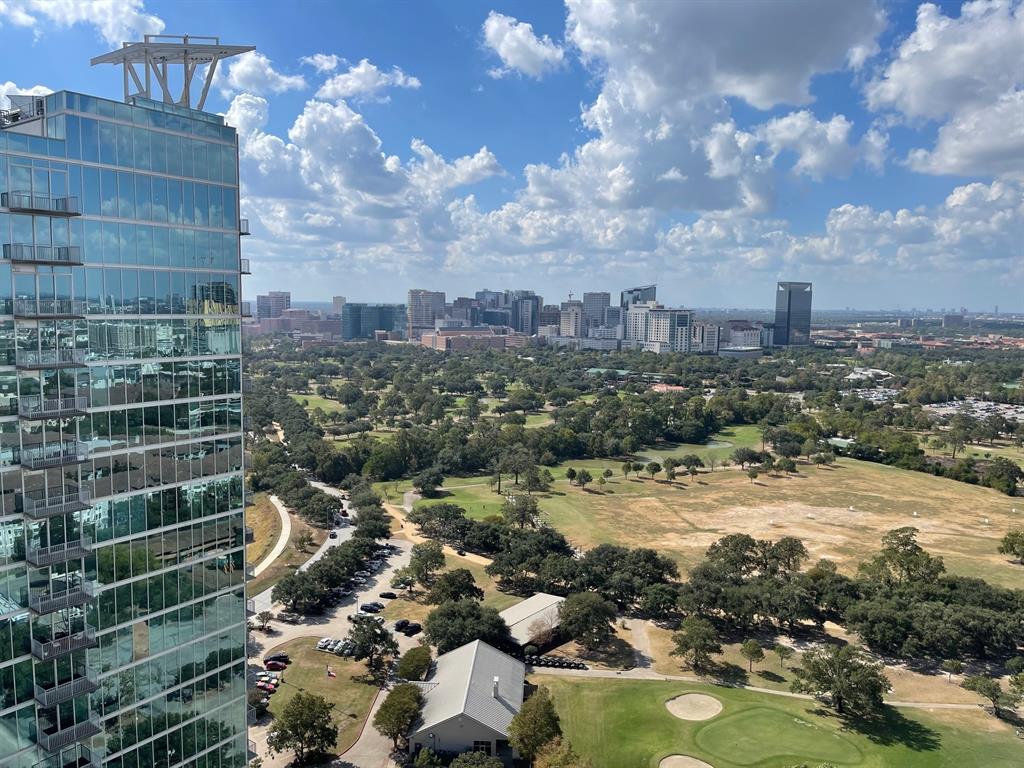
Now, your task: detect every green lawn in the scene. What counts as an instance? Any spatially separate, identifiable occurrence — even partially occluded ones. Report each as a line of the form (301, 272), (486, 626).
(289, 393), (345, 413)
(538, 676), (1023, 768)
(263, 637), (380, 754)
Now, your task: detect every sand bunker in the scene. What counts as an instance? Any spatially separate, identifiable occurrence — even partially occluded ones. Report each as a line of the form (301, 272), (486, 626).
(665, 693), (723, 721)
(659, 757), (713, 768)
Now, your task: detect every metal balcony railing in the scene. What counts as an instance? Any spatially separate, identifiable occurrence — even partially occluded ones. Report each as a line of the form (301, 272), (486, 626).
(239, 218), (250, 236)
(13, 299), (87, 319)
(28, 581), (97, 615)
(239, 258), (251, 274)
(19, 396), (88, 420)
(36, 719), (102, 753)
(244, 525), (254, 543)
(245, 565), (255, 581)
(240, 301), (252, 318)
(246, 599), (256, 616)
(31, 625), (97, 662)
(33, 744), (95, 768)
(2, 192), (81, 216)
(15, 348), (87, 369)
(35, 666), (99, 707)
(26, 534), (93, 565)
(21, 441), (88, 470)
(3, 243), (83, 265)
(247, 740), (257, 760)
(247, 706), (258, 725)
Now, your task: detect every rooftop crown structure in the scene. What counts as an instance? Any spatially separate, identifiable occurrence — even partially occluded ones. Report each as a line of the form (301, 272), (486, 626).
(90, 34), (255, 110)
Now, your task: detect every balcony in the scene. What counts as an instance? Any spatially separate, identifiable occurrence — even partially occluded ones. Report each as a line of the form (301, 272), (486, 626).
(2, 192), (81, 216)
(245, 565), (255, 581)
(246, 599), (256, 617)
(240, 301), (252, 318)
(247, 740), (257, 760)
(3, 244), (83, 266)
(16, 349), (87, 370)
(33, 744), (96, 768)
(239, 218), (250, 236)
(244, 526), (254, 543)
(36, 719), (102, 753)
(21, 442), (88, 470)
(35, 666), (99, 707)
(26, 534), (93, 565)
(13, 299), (86, 319)
(247, 706), (258, 726)
(32, 625), (98, 662)
(240, 258), (251, 274)
(19, 396), (88, 420)
(29, 581), (97, 615)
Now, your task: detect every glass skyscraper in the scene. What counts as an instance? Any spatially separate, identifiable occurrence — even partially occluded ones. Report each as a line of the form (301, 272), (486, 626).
(774, 281), (813, 345)
(0, 78), (249, 768)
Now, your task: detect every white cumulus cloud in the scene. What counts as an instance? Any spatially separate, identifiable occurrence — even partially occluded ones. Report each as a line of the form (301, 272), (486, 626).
(0, 80), (52, 110)
(219, 51), (307, 97)
(316, 59), (421, 101)
(300, 53), (344, 73)
(483, 11), (565, 79)
(0, 0), (164, 45)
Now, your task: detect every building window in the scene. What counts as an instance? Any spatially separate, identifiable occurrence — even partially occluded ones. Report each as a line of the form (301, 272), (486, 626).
(472, 741), (492, 755)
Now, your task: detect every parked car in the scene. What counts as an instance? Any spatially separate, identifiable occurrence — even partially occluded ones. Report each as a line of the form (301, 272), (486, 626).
(402, 622), (422, 636)
(340, 509), (349, 517)
(278, 612), (300, 623)
(394, 619), (410, 631)
(349, 611), (372, 621)
(456, 549), (466, 556)
(264, 653), (290, 664)
(360, 603), (382, 613)
(328, 531), (338, 539)
(379, 591), (397, 600)
(265, 660), (287, 671)
(355, 570), (370, 578)
(317, 637), (332, 648)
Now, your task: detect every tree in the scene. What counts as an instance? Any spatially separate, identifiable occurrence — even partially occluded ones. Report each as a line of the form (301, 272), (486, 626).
(508, 687), (562, 761)
(777, 457), (797, 473)
(747, 468), (759, 483)
(791, 645), (891, 716)
(409, 541), (446, 588)
(372, 683), (423, 748)
(962, 674), (1021, 718)
(523, 464), (552, 495)
(272, 572), (323, 614)
(998, 529), (1024, 564)
(621, 462), (632, 479)
(450, 753), (503, 768)
(802, 438), (819, 461)
(940, 659), (963, 683)
(347, 620), (399, 678)
(565, 467), (577, 484)
(427, 568), (484, 603)
(266, 691), (337, 765)
(412, 466), (445, 498)
(424, 599), (514, 653)
(645, 461), (662, 480)
(1007, 656), (1024, 675)
(687, 466), (699, 480)
(294, 530), (314, 551)
(535, 737), (591, 768)
(413, 749), (444, 768)
(602, 468), (613, 479)
(255, 610), (274, 631)
(773, 644), (794, 669)
(732, 447), (760, 468)
(502, 494), (541, 529)
(740, 639), (765, 671)
(576, 468), (593, 489)
(597, 475), (607, 489)
(396, 645), (432, 681)
(558, 592), (617, 651)
(670, 616), (721, 672)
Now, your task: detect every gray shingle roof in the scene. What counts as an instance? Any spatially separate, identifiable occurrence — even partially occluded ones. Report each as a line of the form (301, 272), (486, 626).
(411, 640), (525, 737)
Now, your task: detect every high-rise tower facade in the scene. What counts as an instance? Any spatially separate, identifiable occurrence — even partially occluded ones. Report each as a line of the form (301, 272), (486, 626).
(0, 35), (252, 768)
(773, 281), (812, 345)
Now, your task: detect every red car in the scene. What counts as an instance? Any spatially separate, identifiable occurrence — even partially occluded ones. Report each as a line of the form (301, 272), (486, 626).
(255, 681), (277, 692)
(265, 660), (287, 671)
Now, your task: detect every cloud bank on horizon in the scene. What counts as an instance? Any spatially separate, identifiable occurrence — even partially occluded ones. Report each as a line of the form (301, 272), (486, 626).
(0, 0), (1021, 309)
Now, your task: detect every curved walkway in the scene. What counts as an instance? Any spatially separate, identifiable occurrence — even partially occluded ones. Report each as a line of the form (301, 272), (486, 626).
(389, 490), (492, 566)
(253, 495), (292, 577)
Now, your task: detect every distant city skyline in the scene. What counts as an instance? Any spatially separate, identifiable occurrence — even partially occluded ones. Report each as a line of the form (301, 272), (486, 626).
(0, 1), (1019, 311)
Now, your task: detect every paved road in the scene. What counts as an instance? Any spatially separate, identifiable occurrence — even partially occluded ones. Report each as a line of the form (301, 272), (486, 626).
(253, 495), (292, 577)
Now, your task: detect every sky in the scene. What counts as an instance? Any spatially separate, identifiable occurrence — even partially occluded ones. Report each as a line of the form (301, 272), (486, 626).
(0, 0), (1021, 311)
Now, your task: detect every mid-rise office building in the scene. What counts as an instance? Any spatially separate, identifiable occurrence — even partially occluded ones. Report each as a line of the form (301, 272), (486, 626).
(559, 306), (583, 338)
(645, 307), (694, 353)
(407, 289), (445, 340)
(331, 295), (346, 316)
(582, 292), (610, 331)
(620, 284), (656, 308)
(691, 323), (720, 353)
(342, 303), (406, 340)
(255, 291), (289, 320)
(774, 281), (812, 345)
(539, 305), (561, 326)
(0, 35), (251, 768)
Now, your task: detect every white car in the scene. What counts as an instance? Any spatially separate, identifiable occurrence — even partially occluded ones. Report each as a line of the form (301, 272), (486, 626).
(317, 638), (332, 649)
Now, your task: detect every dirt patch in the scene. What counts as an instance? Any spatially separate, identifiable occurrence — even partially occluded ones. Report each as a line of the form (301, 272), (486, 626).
(665, 693), (723, 721)
(660, 757), (713, 768)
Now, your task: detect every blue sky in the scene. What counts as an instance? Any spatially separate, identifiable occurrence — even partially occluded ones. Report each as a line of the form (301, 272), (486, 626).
(1, 0), (1021, 311)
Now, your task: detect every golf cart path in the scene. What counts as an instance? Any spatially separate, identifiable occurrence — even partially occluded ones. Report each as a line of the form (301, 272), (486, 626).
(390, 490), (492, 566)
(253, 495), (292, 577)
(532, 665), (988, 711)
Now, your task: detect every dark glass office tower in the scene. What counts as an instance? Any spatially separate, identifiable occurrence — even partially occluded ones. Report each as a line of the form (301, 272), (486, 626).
(774, 281), (812, 345)
(0, 36), (252, 768)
